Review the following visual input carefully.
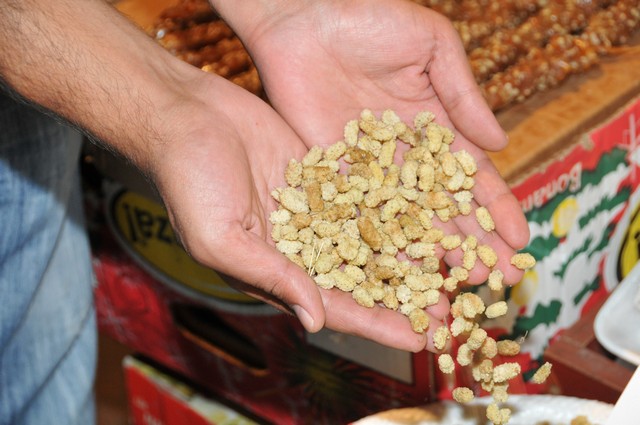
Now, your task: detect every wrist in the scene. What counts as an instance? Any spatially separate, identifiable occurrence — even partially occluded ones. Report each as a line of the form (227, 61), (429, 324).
(207, 0), (310, 45)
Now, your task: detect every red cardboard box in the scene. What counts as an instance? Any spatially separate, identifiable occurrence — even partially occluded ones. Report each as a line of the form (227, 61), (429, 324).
(83, 162), (437, 425)
(436, 96), (640, 399)
(125, 356), (260, 425)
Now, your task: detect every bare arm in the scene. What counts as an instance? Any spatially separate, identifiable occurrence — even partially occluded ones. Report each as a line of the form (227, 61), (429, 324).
(0, 0), (330, 335)
(0, 0), (188, 170)
(1, 0), (449, 352)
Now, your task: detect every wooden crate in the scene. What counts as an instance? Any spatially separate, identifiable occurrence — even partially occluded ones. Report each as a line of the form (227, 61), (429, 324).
(544, 297), (635, 404)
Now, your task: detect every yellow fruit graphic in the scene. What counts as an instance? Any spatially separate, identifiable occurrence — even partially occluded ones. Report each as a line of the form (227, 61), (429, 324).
(110, 189), (259, 304)
(511, 269), (539, 306)
(552, 196), (579, 238)
(618, 203), (640, 279)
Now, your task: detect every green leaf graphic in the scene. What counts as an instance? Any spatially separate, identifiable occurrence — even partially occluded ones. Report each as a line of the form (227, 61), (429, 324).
(553, 237), (592, 280)
(578, 188), (630, 229)
(511, 300), (562, 333)
(573, 274), (600, 305)
(523, 147), (628, 226)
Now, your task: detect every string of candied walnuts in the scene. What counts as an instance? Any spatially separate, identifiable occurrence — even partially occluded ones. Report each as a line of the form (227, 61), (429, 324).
(147, 0), (640, 111)
(481, 0), (640, 110)
(149, 1), (263, 97)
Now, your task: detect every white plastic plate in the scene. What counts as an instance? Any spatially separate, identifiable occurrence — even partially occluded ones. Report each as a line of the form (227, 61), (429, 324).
(594, 262), (640, 366)
(353, 395), (613, 425)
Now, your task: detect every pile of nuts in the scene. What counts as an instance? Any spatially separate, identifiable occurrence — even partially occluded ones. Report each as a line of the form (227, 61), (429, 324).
(270, 110), (550, 424)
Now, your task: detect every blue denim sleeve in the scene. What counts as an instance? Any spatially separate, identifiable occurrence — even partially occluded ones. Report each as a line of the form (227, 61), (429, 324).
(0, 94), (97, 425)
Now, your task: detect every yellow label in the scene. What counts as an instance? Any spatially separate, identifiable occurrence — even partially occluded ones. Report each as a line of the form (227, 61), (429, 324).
(618, 203), (640, 279)
(109, 189), (258, 304)
(511, 269), (539, 307)
(552, 196), (579, 238)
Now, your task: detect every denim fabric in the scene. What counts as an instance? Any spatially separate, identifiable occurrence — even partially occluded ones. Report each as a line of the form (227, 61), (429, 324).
(0, 94), (96, 425)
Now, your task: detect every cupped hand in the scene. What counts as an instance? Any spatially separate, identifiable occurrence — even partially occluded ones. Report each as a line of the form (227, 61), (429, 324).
(233, 0), (530, 284)
(148, 70), (442, 351)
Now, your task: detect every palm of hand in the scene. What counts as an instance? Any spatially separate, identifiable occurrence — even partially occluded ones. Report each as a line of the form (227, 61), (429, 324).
(249, 0), (448, 146)
(245, 0), (529, 284)
(151, 79), (311, 305)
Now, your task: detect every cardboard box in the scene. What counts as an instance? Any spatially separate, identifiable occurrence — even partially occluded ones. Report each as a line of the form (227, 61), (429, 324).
(437, 96), (640, 398)
(543, 297), (634, 404)
(124, 356), (261, 425)
(85, 168), (437, 425)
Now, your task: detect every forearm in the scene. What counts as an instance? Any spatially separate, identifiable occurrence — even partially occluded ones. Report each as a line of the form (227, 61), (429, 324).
(0, 0), (202, 171)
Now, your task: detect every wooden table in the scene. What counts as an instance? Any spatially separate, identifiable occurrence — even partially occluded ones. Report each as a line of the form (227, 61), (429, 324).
(492, 35), (640, 183)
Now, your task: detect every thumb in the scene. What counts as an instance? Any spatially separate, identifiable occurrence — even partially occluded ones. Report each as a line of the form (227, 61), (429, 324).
(208, 229), (326, 333)
(429, 21), (508, 152)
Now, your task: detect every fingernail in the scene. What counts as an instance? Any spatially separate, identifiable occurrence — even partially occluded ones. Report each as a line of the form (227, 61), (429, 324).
(292, 305), (315, 331)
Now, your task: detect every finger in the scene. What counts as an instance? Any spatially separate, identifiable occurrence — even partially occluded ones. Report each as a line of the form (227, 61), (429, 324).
(320, 288), (451, 353)
(469, 158), (530, 285)
(425, 291), (450, 321)
(205, 228), (326, 333)
(424, 317), (448, 353)
(472, 157), (530, 249)
(427, 17), (507, 152)
(320, 288), (427, 352)
(427, 138), (528, 283)
(437, 208), (522, 285)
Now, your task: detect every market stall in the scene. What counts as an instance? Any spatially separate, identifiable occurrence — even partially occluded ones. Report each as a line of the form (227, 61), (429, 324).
(87, 1), (640, 424)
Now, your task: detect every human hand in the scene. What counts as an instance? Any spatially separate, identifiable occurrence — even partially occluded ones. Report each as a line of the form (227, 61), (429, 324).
(0, 0), (442, 351)
(149, 71), (443, 351)
(213, 0), (530, 287)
